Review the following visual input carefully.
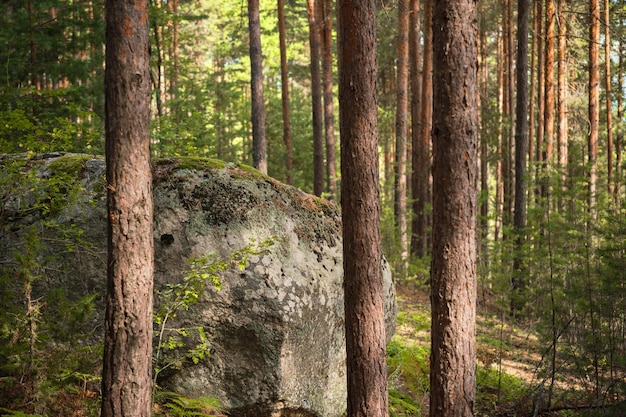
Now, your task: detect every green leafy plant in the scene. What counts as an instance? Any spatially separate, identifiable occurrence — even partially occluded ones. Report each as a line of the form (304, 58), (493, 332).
(153, 237), (277, 385)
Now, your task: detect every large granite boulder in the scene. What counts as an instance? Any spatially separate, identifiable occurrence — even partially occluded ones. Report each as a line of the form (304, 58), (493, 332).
(0, 153), (396, 417)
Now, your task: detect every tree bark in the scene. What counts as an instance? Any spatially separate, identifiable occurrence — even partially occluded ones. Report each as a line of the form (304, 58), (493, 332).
(414, 0), (432, 258)
(543, 0), (556, 173)
(557, 0), (568, 191)
(604, 0), (613, 196)
(409, 0), (423, 259)
(278, 0), (293, 184)
(322, 0), (337, 199)
(394, 0), (409, 274)
(248, 0), (267, 174)
(512, 0), (529, 316)
(430, 0), (478, 415)
(589, 0), (600, 212)
(338, 0), (388, 413)
(308, 0), (324, 196)
(101, 0), (153, 416)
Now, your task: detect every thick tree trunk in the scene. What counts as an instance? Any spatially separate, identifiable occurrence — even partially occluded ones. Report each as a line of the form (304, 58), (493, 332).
(101, 1), (154, 416)
(409, 0), (423, 259)
(278, 0), (293, 184)
(308, 0), (324, 196)
(338, 0), (388, 413)
(512, 0), (529, 316)
(394, 0), (409, 274)
(322, 0), (336, 199)
(430, 0), (478, 415)
(248, 0), (267, 174)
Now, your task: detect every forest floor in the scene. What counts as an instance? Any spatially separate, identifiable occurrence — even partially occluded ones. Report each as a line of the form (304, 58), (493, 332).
(389, 284), (626, 417)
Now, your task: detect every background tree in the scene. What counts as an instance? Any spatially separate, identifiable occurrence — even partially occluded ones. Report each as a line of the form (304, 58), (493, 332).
(512, 0), (529, 316)
(394, 0), (409, 276)
(429, 0), (478, 415)
(412, 0), (432, 259)
(322, 0), (337, 199)
(101, 0), (154, 415)
(278, 0), (293, 184)
(308, 0), (324, 196)
(338, 0), (388, 413)
(409, 0), (423, 262)
(589, 0), (600, 212)
(249, 0), (267, 173)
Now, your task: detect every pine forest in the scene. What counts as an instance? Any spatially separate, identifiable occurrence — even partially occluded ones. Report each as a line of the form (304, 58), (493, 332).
(1, 0), (626, 416)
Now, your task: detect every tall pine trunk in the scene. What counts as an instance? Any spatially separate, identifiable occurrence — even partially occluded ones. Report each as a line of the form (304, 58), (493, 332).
(409, 0), (423, 260)
(338, 0), (388, 413)
(589, 0), (600, 212)
(248, 0), (267, 173)
(322, 0), (337, 199)
(278, 0), (293, 184)
(308, 0), (324, 196)
(101, 0), (154, 415)
(394, 0), (409, 274)
(430, 0), (478, 414)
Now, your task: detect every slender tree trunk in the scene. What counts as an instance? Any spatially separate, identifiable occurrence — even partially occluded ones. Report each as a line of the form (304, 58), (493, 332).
(338, 0), (388, 413)
(503, 0), (514, 229)
(604, 0), (613, 196)
(616, 32), (623, 201)
(544, 0), (556, 170)
(589, 0), (600, 212)
(512, 0), (529, 316)
(248, 0), (267, 173)
(101, 1), (153, 416)
(557, 0), (568, 191)
(278, 0), (293, 184)
(430, 0), (478, 414)
(479, 7), (489, 272)
(409, 0), (423, 259)
(495, 25), (504, 243)
(322, 0), (337, 199)
(394, 0), (409, 274)
(529, 0), (538, 171)
(167, 0), (179, 104)
(308, 0), (324, 196)
(415, 0), (432, 258)
(536, 0), (545, 200)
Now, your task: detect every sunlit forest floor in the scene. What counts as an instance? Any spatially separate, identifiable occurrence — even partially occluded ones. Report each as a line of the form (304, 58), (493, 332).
(389, 284), (626, 417)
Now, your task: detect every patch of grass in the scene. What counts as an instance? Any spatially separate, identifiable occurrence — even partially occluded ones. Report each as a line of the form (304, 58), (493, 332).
(387, 337), (429, 413)
(476, 363), (529, 416)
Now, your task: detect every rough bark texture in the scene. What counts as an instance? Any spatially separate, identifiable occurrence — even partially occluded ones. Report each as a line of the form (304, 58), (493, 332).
(409, 0), (422, 259)
(394, 0), (409, 274)
(101, 0), (154, 416)
(337, 0), (389, 414)
(512, 0), (529, 315)
(308, 0), (324, 196)
(430, 0), (478, 415)
(278, 0), (293, 185)
(248, 0), (267, 174)
(322, 0), (336, 200)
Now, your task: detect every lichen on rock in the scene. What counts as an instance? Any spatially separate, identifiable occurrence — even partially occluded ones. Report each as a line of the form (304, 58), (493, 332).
(0, 153), (396, 417)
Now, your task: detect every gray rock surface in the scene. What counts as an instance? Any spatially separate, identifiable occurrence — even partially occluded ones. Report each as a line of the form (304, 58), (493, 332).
(0, 154), (396, 417)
